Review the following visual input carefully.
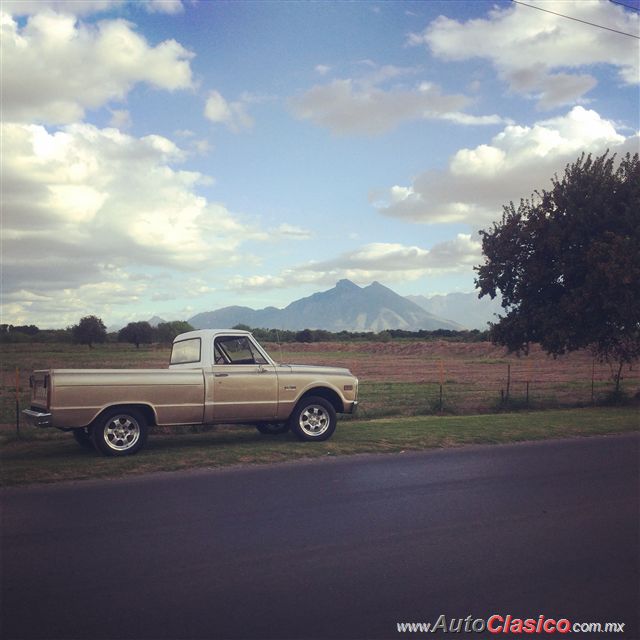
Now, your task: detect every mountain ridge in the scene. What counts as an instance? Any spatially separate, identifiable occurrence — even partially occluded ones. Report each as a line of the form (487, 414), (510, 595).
(189, 280), (463, 332)
(407, 292), (503, 330)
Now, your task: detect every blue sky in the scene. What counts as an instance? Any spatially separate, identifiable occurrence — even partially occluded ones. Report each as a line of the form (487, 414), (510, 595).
(2, 0), (639, 328)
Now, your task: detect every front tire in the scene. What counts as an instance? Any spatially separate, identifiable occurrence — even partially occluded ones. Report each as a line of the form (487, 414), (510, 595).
(91, 408), (148, 457)
(288, 396), (337, 441)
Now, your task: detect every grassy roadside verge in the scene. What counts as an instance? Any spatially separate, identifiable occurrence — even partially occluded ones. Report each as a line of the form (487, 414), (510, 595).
(1, 407), (638, 487)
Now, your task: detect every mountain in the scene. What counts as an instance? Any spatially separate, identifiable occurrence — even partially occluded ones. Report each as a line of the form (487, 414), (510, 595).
(406, 292), (503, 330)
(186, 306), (282, 331)
(148, 315), (167, 327)
(189, 280), (462, 332)
(107, 315), (167, 332)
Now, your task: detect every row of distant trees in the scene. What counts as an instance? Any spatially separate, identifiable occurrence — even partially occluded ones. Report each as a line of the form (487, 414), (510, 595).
(237, 325), (490, 344)
(1, 318), (490, 347)
(0, 318), (195, 348)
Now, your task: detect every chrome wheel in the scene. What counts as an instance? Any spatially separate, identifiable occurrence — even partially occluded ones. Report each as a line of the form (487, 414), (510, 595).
(289, 396), (337, 441)
(103, 414), (141, 452)
(91, 407), (148, 456)
(298, 404), (330, 437)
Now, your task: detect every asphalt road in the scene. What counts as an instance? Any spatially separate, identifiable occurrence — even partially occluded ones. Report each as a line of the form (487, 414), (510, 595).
(2, 434), (639, 640)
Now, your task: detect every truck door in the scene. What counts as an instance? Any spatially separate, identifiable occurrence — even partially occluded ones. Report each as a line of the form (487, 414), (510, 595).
(209, 335), (278, 421)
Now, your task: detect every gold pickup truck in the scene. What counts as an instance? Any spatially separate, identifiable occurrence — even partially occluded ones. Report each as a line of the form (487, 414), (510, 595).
(23, 329), (358, 457)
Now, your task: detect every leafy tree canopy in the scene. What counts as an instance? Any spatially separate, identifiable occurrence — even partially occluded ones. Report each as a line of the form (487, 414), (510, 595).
(118, 321), (154, 348)
(71, 315), (107, 348)
(475, 151), (639, 391)
(156, 321), (194, 344)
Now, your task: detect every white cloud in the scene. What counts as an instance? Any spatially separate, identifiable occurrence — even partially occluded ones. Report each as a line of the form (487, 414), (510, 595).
(1, 10), (194, 124)
(142, 0), (184, 14)
(440, 112), (513, 127)
(204, 90), (255, 132)
(375, 106), (634, 225)
(2, 1), (123, 16)
(272, 224), (313, 239)
(229, 236), (481, 291)
(109, 109), (132, 129)
(506, 66), (597, 111)
(173, 129), (212, 154)
(315, 64), (332, 76)
(1, 123), (266, 325)
(3, 0), (185, 16)
(2, 280), (147, 329)
(411, 0), (639, 109)
(289, 64), (506, 135)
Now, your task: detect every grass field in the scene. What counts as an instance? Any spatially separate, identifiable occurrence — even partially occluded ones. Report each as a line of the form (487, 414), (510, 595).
(2, 340), (638, 424)
(1, 340), (637, 487)
(274, 341), (640, 416)
(1, 407), (637, 487)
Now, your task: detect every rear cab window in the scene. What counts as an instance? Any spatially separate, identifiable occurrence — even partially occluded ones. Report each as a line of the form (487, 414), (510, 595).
(170, 338), (202, 365)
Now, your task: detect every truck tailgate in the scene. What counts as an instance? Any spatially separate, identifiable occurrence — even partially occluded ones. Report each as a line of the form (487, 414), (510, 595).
(29, 370), (50, 411)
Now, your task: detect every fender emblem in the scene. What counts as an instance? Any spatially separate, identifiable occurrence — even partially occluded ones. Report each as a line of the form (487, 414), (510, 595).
(283, 385), (297, 391)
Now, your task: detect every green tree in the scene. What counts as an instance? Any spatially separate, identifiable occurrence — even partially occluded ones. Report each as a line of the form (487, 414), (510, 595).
(71, 315), (107, 349)
(12, 324), (40, 336)
(475, 151), (640, 395)
(156, 321), (194, 343)
(295, 329), (313, 343)
(118, 321), (154, 348)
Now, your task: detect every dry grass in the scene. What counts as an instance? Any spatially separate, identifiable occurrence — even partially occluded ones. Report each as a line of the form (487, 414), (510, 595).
(271, 341), (639, 415)
(2, 340), (638, 425)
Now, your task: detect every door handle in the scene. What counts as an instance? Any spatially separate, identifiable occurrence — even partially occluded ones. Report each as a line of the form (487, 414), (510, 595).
(214, 373), (229, 378)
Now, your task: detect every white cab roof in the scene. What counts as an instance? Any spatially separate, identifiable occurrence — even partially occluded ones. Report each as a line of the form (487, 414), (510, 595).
(173, 329), (252, 343)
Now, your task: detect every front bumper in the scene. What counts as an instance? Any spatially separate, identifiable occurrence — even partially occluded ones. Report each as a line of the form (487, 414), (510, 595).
(346, 400), (359, 415)
(22, 409), (53, 428)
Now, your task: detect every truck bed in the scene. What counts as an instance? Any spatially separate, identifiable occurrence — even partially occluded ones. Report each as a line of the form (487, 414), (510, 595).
(31, 368), (206, 429)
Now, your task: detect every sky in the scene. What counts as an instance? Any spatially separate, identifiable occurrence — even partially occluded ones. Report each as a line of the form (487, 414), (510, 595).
(2, 0), (639, 329)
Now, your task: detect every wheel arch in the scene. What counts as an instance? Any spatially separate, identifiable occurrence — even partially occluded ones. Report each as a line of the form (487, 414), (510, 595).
(298, 386), (344, 414)
(91, 403), (157, 428)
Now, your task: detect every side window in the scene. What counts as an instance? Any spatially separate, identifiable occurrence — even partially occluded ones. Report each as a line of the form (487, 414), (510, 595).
(214, 343), (229, 365)
(214, 336), (267, 365)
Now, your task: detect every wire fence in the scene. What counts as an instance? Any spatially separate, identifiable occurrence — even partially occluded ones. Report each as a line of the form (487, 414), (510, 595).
(1, 341), (638, 427)
(276, 341), (640, 417)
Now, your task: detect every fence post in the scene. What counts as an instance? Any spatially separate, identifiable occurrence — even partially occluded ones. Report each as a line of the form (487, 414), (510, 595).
(439, 359), (444, 414)
(506, 363), (511, 402)
(15, 368), (21, 439)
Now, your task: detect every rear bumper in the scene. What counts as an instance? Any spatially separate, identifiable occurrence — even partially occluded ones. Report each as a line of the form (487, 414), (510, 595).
(22, 409), (53, 428)
(346, 400), (358, 415)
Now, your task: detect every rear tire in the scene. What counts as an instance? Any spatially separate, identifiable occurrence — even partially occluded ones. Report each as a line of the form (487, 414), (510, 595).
(91, 408), (148, 457)
(288, 396), (337, 441)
